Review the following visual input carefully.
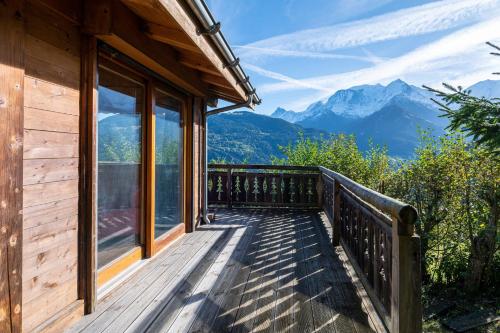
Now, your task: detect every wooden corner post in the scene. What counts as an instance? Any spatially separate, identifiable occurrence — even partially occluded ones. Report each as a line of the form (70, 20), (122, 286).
(0, 1), (24, 332)
(391, 207), (422, 333)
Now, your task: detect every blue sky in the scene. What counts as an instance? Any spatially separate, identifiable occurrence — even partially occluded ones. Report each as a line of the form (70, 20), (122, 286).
(206, 0), (500, 114)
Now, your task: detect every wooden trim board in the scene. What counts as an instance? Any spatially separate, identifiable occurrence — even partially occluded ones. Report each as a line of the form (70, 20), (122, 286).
(0, 1), (25, 332)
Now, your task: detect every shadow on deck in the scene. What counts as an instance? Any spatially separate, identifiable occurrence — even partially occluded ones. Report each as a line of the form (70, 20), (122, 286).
(69, 209), (385, 333)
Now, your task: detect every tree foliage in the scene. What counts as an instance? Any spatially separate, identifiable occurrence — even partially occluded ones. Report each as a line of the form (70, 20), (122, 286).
(276, 131), (499, 292)
(423, 42), (500, 157)
(273, 133), (391, 190)
(424, 84), (500, 157)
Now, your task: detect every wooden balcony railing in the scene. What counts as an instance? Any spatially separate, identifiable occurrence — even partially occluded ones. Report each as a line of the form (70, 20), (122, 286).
(208, 164), (422, 333)
(207, 164), (321, 208)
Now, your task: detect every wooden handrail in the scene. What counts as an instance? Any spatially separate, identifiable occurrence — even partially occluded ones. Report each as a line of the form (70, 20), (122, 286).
(209, 163), (320, 171)
(320, 166), (421, 333)
(319, 166), (417, 227)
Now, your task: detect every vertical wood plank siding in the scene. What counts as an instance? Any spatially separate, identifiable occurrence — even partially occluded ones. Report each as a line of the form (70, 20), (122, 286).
(0, 1), (25, 332)
(22, 1), (82, 331)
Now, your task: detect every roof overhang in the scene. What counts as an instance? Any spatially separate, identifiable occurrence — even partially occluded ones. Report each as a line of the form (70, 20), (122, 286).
(118, 0), (260, 107)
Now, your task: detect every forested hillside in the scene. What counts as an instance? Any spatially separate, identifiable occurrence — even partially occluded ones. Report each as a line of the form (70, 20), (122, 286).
(207, 111), (325, 163)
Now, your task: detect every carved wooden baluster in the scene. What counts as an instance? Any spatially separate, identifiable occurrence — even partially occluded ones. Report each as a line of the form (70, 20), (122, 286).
(306, 178), (314, 203)
(244, 176), (250, 203)
(362, 214), (370, 277)
(252, 175), (260, 202)
(379, 231), (387, 308)
(280, 176), (285, 204)
(216, 175), (224, 201)
(234, 175), (241, 201)
(373, 226), (381, 300)
(262, 176), (268, 202)
(270, 177), (277, 203)
(367, 217), (375, 285)
(208, 176), (214, 203)
(385, 233), (392, 313)
(289, 177), (296, 203)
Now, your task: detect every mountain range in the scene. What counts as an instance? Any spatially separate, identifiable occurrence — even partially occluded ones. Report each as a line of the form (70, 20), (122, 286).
(265, 79), (500, 157)
(207, 111), (325, 163)
(95, 79), (500, 163)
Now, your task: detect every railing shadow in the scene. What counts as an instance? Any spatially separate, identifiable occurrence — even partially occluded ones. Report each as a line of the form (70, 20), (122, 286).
(183, 209), (376, 333)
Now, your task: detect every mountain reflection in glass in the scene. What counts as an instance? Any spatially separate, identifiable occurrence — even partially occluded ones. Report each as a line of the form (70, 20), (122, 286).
(155, 90), (182, 238)
(97, 65), (144, 269)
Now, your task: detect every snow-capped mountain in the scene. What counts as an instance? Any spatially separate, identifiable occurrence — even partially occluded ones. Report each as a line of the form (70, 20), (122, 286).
(468, 79), (500, 99)
(268, 79), (499, 157)
(270, 107), (307, 123)
(271, 79), (436, 123)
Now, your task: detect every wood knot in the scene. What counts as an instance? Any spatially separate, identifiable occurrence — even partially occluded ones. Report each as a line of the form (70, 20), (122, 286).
(14, 304), (20, 314)
(10, 135), (22, 151)
(9, 235), (17, 247)
(0, 201), (6, 209)
(37, 252), (46, 264)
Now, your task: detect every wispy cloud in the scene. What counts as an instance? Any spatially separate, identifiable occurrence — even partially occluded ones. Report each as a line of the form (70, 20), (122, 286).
(242, 62), (331, 92)
(233, 45), (380, 63)
(240, 0), (500, 60)
(235, 45), (385, 63)
(258, 17), (500, 110)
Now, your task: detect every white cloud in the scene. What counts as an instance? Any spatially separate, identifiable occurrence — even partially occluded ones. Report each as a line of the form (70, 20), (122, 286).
(242, 62), (331, 92)
(235, 45), (382, 63)
(240, 0), (500, 60)
(257, 18), (500, 110)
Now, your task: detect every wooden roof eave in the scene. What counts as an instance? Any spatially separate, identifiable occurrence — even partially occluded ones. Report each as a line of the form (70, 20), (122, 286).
(83, 0), (209, 97)
(121, 0), (247, 103)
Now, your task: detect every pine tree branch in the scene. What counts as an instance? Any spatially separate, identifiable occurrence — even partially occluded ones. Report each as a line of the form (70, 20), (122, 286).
(486, 41), (500, 52)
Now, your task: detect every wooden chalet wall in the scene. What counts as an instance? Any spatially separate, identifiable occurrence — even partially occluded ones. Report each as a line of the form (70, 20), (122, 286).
(22, 1), (83, 331)
(1, 0), (231, 331)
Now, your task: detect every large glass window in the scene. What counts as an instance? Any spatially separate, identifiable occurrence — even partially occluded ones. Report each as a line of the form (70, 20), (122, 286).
(154, 89), (182, 238)
(97, 62), (144, 269)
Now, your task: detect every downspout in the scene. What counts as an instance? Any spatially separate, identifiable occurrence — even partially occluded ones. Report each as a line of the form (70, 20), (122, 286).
(202, 96), (254, 224)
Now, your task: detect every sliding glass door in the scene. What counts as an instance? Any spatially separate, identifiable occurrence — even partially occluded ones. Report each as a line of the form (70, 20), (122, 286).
(97, 60), (145, 271)
(94, 47), (187, 287)
(154, 89), (183, 239)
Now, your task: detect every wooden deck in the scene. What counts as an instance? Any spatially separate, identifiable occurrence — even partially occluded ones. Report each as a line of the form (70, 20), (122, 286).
(68, 210), (385, 333)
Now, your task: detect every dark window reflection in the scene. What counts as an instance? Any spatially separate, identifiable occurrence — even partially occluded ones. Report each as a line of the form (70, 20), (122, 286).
(155, 90), (182, 238)
(97, 64), (144, 269)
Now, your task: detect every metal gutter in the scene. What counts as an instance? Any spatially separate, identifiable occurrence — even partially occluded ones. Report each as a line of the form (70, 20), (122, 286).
(185, 0), (261, 106)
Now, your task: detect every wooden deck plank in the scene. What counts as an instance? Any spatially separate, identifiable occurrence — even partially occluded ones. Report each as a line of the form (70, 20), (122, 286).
(183, 211), (259, 333)
(252, 211), (292, 333)
(68, 228), (212, 332)
(99, 229), (224, 333)
(293, 212), (322, 333)
(273, 213), (298, 333)
(297, 212), (339, 333)
(136, 228), (234, 332)
(231, 211), (289, 333)
(68, 210), (385, 333)
(204, 211), (268, 333)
